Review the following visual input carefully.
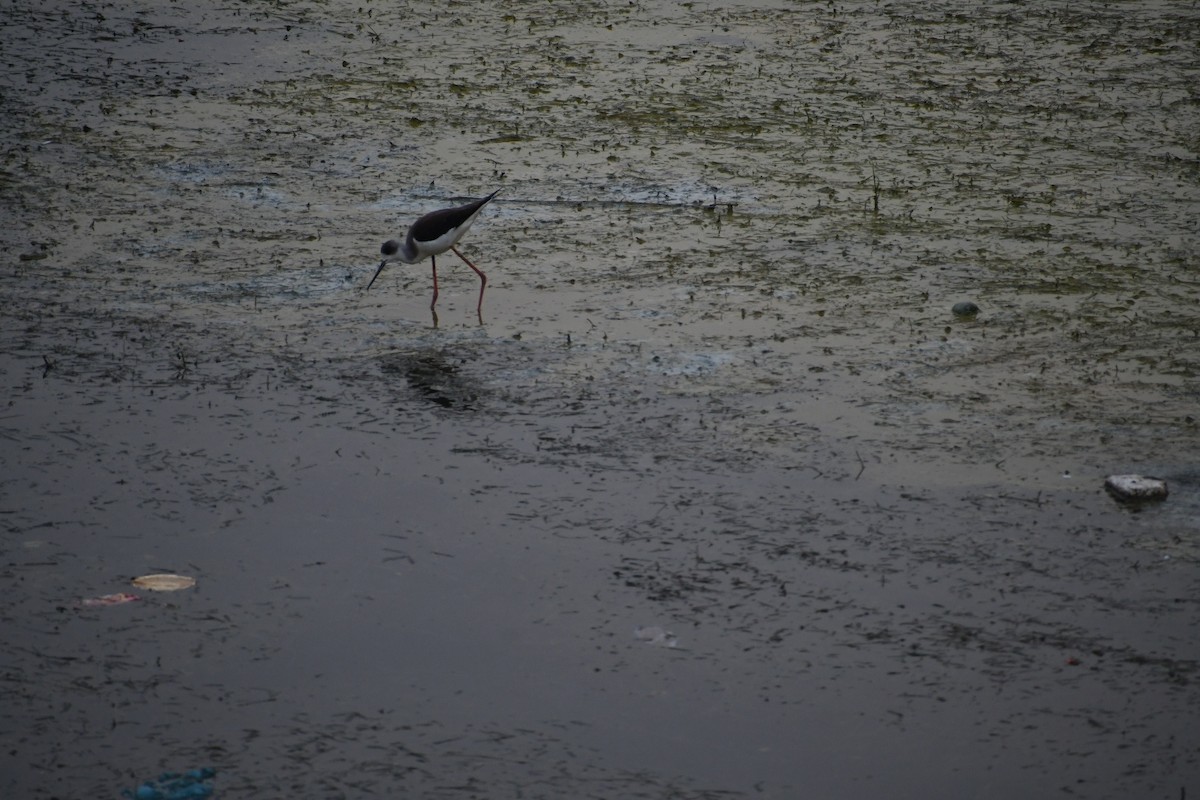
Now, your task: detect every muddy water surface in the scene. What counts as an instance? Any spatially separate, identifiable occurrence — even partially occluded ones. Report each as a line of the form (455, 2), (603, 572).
(2, 1), (1199, 797)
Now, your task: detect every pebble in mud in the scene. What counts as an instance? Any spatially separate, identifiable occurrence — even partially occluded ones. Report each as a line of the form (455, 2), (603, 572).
(1104, 474), (1169, 503)
(951, 301), (980, 318)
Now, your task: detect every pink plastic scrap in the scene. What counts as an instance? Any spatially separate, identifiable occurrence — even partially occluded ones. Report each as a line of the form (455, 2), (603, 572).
(81, 592), (141, 607)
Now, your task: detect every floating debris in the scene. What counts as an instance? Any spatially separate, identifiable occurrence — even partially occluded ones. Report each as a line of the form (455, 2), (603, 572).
(634, 625), (679, 648)
(131, 574), (197, 591)
(81, 592), (140, 608)
(122, 767), (215, 800)
(1104, 474), (1168, 503)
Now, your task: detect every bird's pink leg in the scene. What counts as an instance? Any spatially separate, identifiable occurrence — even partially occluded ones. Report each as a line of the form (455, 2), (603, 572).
(451, 245), (487, 315)
(430, 255), (439, 310)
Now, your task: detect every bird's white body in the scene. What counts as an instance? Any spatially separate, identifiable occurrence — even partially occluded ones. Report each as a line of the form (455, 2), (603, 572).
(390, 204), (488, 264)
(406, 224), (469, 262)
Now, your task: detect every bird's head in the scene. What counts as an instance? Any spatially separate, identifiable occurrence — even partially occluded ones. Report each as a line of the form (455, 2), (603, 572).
(366, 239), (402, 291)
(380, 239), (401, 262)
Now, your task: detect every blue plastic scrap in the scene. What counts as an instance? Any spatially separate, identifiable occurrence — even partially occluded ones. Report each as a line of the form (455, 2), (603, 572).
(122, 768), (216, 800)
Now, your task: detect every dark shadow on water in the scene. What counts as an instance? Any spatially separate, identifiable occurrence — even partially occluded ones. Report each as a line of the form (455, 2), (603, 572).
(379, 349), (482, 411)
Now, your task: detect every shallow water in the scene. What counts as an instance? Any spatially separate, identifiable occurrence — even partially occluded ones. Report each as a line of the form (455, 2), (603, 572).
(2, 0), (1199, 797)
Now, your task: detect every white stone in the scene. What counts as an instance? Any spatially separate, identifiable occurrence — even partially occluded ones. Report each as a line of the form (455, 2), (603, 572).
(1104, 474), (1168, 502)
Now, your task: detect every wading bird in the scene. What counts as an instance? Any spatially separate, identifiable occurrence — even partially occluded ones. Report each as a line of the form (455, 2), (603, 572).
(367, 190), (499, 321)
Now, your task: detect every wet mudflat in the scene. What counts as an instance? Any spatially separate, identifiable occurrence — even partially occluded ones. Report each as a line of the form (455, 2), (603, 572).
(2, 0), (1199, 797)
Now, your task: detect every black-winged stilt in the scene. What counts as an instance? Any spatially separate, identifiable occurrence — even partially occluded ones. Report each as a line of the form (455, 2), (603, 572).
(367, 189), (499, 318)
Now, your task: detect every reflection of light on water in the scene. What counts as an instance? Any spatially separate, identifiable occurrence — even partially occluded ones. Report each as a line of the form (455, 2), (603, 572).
(642, 351), (736, 377)
(180, 264), (356, 303)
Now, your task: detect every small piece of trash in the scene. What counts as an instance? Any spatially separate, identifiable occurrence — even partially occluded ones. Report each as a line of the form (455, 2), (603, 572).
(81, 592), (140, 608)
(634, 625), (679, 648)
(132, 574), (197, 591)
(122, 767), (215, 800)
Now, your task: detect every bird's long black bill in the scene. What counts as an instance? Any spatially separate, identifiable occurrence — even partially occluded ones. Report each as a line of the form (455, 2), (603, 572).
(366, 260), (387, 291)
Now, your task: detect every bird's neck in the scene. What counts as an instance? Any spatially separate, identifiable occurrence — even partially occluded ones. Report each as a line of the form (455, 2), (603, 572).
(398, 238), (421, 264)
